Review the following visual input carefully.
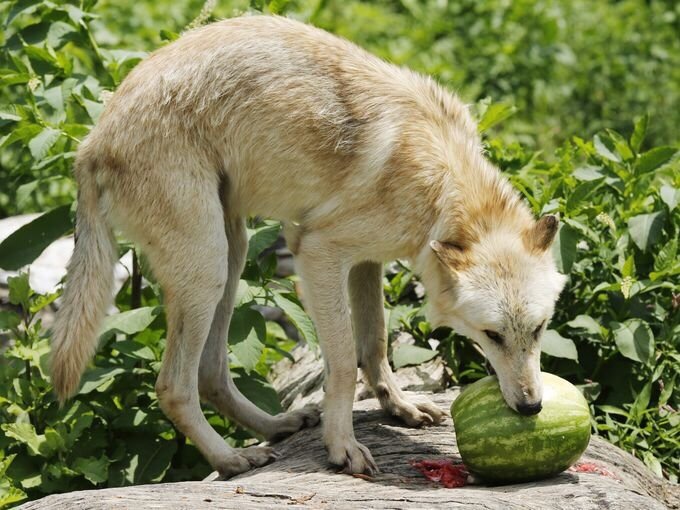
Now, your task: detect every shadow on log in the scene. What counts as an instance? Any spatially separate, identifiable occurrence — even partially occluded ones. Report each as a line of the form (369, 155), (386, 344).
(19, 347), (679, 509)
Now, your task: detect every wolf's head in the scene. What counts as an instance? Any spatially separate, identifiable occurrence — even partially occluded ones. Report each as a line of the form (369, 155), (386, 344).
(424, 215), (566, 415)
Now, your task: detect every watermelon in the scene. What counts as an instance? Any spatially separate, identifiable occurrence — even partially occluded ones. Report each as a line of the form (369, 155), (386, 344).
(451, 372), (591, 483)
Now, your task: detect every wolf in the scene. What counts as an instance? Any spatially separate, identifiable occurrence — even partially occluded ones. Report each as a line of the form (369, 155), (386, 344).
(50, 15), (566, 478)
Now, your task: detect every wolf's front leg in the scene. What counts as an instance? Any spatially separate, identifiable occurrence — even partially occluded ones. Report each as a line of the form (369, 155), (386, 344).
(349, 262), (446, 426)
(295, 241), (378, 475)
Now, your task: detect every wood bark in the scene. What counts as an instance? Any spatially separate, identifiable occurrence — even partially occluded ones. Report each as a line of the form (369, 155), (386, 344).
(19, 347), (679, 509)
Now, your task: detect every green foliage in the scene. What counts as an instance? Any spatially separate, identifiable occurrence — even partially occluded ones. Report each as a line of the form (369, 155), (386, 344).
(0, 0), (678, 504)
(0, 221), (316, 504)
(383, 119), (679, 482)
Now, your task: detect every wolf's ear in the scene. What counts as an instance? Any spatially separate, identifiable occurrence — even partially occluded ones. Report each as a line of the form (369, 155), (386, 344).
(525, 214), (559, 252)
(430, 240), (469, 270)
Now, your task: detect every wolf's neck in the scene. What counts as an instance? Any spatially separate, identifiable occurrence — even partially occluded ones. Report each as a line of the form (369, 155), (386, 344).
(429, 139), (533, 249)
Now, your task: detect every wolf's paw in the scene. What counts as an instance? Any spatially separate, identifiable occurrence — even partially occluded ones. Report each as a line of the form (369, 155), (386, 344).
(215, 446), (278, 479)
(389, 397), (447, 428)
(327, 438), (379, 476)
(268, 403), (322, 442)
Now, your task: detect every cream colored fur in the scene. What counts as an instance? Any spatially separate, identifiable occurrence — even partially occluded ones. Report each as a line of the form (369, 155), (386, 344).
(51, 15), (566, 477)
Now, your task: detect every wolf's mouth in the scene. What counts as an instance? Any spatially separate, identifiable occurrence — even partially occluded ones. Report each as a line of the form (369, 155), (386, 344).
(484, 358), (496, 375)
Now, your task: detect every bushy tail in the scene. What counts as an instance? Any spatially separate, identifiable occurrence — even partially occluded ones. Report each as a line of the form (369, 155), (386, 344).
(51, 164), (117, 402)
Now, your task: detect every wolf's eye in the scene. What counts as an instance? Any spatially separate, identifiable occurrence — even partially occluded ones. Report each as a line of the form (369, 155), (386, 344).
(484, 330), (504, 345)
(533, 321), (546, 339)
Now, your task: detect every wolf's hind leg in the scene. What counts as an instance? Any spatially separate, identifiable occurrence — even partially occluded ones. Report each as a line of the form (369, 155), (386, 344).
(149, 189), (275, 479)
(349, 262), (446, 427)
(198, 216), (320, 441)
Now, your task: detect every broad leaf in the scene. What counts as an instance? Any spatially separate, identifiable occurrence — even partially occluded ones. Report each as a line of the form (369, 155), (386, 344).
(654, 237), (678, 272)
(391, 343), (437, 369)
(100, 307), (162, 338)
(630, 114), (647, 153)
(628, 212), (664, 251)
(541, 329), (578, 361)
(551, 222), (579, 273)
(28, 127), (61, 160)
(0, 205), (73, 270)
(611, 319), (655, 365)
(247, 221), (281, 261)
(478, 101), (517, 133)
(0, 310), (21, 331)
(566, 315), (601, 336)
(635, 146), (677, 174)
(593, 134), (620, 162)
(74, 456), (110, 484)
(117, 436), (177, 484)
(78, 367), (126, 394)
(660, 185), (679, 211)
(232, 368), (282, 415)
(228, 305), (266, 371)
(272, 293), (318, 349)
(572, 165), (604, 181)
(8, 273), (31, 308)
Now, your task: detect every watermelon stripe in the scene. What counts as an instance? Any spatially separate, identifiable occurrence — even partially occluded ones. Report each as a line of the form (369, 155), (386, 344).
(452, 372), (591, 483)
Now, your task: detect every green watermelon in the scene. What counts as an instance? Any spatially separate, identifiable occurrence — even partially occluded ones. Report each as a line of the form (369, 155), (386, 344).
(451, 372), (591, 483)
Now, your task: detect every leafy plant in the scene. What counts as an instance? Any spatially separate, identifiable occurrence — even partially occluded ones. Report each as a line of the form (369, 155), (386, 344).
(0, 0), (678, 505)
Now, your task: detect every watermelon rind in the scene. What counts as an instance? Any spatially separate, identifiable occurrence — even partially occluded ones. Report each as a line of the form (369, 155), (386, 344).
(451, 372), (591, 483)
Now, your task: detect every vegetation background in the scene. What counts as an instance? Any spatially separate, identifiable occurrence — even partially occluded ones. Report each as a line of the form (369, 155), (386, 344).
(0, 0), (678, 506)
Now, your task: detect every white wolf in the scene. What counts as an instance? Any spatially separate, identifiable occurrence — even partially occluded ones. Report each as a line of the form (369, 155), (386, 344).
(50, 15), (566, 477)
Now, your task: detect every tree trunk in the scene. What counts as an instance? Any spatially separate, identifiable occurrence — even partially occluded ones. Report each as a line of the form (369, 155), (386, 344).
(19, 347), (679, 509)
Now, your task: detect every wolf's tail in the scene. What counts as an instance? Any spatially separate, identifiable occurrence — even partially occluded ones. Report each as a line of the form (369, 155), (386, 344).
(51, 158), (117, 402)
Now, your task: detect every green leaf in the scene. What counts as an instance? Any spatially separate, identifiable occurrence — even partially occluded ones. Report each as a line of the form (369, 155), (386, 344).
(100, 307), (162, 338)
(232, 368), (282, 415)
(8, 273), (31, 308)
(228, 306), (266, 371)
(117, 436), (177, 484)
(47, 21), (78, 48)
(630, 381), (652, 420)
(247, 221), (281, 260)
(0, 423), (61, 457)
(541, 329), (578, 360)
(593, 134), (621, 162)
(73, 456), (110, 484)
(621, 254), (636, 278)
(605, 129), (633, 161)
(477, 101), (517, 133)
(0, 111), (22, 129)
(630, 114), (647, 153)
(611, 319), (655, 364)
(572, 165), (604, 181)
(272, 293), (318, 349)
(654, 237), (678, 272)
(78, 367), (126, 394)
(635, 146), (677, 174)
(566, 314), (601, 336)
(28, 127), (61, 160)
(113, 339), (156, 361)
(159, 29), (179, 41)
(551, 222), (579, 273)
(0, 205), (73, 270)
(660, 185), (679, 211)
(566, 178), (604, 211)
(391, 343), (437, 369)
(659, 376), (675, 407)
(642, 451), (663, 478)
(0, 487), (27, 507)
(628, 211), (664, 252)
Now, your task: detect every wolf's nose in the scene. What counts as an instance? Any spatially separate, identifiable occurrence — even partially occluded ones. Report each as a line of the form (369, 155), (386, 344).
(517, 401), (542, 416)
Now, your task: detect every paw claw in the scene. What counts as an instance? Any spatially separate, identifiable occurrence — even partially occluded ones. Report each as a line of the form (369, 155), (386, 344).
(328, 438), (378, 476)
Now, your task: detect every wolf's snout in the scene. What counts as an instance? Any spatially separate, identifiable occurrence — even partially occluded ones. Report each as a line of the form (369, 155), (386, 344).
(516, 401), (543, 416)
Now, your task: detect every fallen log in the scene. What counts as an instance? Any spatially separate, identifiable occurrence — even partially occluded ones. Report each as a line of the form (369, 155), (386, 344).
(19, 347), (678, 509)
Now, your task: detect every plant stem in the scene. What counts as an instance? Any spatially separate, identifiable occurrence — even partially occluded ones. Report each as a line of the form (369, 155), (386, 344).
(131, 249), (142, 309)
